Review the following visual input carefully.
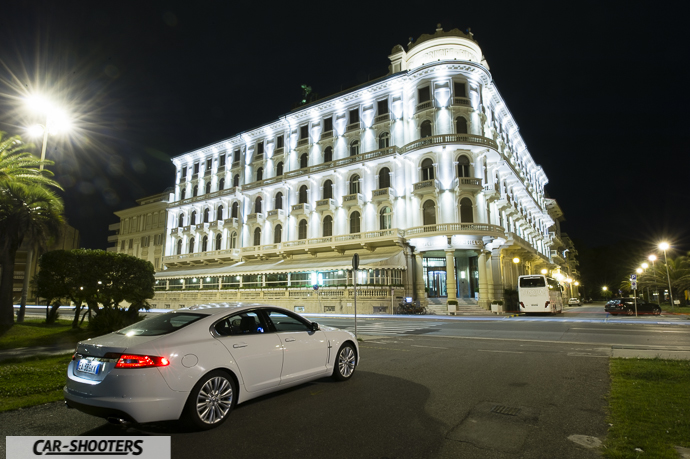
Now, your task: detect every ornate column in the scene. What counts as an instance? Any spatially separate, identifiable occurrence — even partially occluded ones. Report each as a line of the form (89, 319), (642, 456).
(476, 249), (490, 310)
(445, 249), (457, 301)
(414, 252), (426, 302)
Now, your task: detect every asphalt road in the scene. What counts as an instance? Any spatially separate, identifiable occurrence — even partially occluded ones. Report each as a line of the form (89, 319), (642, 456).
(0, 335), (609, 459)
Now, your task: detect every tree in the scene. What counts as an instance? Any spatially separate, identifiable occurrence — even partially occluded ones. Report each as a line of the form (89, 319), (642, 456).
(0, 132), (60, 189)
(0, 183), (64, 329)
(34, 249), (155, 330)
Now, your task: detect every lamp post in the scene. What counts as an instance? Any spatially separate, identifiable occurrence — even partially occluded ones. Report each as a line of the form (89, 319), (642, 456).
(17, 95), (71, 322)
(648, 254), (657, 302)
(659, 242), (674, 311)
(641, 263), (650, 301)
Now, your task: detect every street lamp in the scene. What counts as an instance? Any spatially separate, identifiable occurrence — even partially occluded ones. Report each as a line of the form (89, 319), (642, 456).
(541, 268), (548, 275)
(25, 95), (71, 170)
(659, 242), (674, 311)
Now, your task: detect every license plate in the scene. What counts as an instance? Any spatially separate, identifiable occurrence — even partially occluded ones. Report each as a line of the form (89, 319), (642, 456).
(77, 359), (101, 375)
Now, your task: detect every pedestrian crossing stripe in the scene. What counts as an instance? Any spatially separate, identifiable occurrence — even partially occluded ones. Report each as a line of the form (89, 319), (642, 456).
(342, 322), (441, 335)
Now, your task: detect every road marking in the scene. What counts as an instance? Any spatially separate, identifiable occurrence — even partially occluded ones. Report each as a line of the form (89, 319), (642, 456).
(410, 345), (448, 349)
(570, 327), (689, 333)
(478, 349), (524, 354)
(360, 345), (410, 352)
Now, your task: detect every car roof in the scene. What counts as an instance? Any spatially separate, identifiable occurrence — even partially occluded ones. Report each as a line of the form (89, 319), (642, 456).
(178, 303), (287, 317)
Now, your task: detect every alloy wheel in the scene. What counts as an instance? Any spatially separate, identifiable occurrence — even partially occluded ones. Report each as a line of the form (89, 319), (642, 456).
(196, 376), (233, 424)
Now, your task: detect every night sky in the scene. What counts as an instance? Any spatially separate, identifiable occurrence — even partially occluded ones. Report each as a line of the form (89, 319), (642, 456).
(1, 0), (688, 255)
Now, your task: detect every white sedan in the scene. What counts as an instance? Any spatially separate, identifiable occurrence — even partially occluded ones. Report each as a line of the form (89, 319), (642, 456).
(64, 303), (359, 429)
(568, 298), (581, 306)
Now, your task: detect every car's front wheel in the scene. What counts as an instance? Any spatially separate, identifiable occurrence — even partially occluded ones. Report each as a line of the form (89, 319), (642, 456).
(654, 307), (662, 316)
(332, 343), (357, 381)
(184, 370), (236, 430)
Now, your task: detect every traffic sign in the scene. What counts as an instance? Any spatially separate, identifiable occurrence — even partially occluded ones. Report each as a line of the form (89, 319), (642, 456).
(630, 274), (637, 281)
(631, 280), (637, 290)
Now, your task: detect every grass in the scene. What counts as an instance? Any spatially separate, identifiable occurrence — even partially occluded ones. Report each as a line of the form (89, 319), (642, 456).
(0, 319), (93, 350)
(605, 358), (690, 458)
(0, 353), (73, 412)
(660, 305), (690, 314)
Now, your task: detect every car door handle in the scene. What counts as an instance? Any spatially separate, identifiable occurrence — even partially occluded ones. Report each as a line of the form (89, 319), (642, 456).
(233, 343), (247, 348)
(284, 338), (296, 342)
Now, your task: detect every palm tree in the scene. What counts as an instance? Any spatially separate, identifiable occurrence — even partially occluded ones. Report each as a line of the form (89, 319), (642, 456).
(0, 182), (64, 329)
(0, 132), (61, 189)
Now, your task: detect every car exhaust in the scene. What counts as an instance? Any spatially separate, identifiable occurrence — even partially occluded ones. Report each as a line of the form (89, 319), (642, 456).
(107, 417), (130, 425)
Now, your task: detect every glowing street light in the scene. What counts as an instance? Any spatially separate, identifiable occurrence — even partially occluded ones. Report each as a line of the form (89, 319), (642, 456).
(541, 268), (548, 275)
(659, 242), (674, 311)
(25, 94), (71, 170)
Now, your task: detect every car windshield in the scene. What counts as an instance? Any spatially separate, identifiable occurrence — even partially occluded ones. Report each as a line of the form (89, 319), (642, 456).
(116, 312), (207, 336)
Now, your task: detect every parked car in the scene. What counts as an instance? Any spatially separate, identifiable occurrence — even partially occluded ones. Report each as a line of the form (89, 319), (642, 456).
(604, 298), (662, 316)
(568, 298), (581, 306)
(64, 304), (359, 429)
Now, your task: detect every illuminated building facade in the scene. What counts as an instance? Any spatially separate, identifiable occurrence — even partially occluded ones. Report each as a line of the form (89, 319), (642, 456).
(153, 26), (565, 313)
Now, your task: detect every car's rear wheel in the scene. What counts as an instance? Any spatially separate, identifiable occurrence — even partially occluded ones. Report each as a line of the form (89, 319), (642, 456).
(332, 343), (356, 381)
(184, 370), (236, 430)
(654, 307), (662, 316)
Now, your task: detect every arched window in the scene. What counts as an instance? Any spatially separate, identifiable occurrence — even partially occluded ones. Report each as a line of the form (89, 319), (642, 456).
(189, 237), (195, 253)
(203, 208), (210, 223)
(275, 192), (283, 210)
(421, 158), (435, 181)
(215, 233), (222, 250)
(423, 200), (436, 225)
(256, 167), (263, 181)
(298, 219), (308, 240)
(350, 140), (360, 156)
(191, 211), (197, 225)
(300, 153), (308, 169)
(324, 146), (333, 163)
(323, 180), (333, 199)
(458, 156), (470, 178)
(276, 161), (284, 176)
(253, 227), (261, 246)
(299, 185), (308, 204)
(350, 211), (361, 234)
(176, 239), (182, 255)
(180, 188), (186, 200)
(230, 231), (237, 249)
(323, 215), (333, 237)
(217, 205), (224, 221)
(231, 202), (239, 218)
(178, 213), (184, 227)
(233, 174), (240, 187)
(460, 198), (474, 223)
(205, 182), (211, 194)
(456, 117), (468, 134)
(255, 196), (262, 213)
(202, 235), (208, 252)
(379, 167), (391, 189)
(420, 120), (432, 138)
(379, 132), (390, 149)
(193, 185), (199, 197)
(219, 178), (225, 191)
(274, 224), (282, 243)
(350, 175), (360, 194)
(380, 206), (392, 230)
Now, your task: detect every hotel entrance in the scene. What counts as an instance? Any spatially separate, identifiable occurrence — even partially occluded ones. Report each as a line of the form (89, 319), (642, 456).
(423, 257), (447, 298)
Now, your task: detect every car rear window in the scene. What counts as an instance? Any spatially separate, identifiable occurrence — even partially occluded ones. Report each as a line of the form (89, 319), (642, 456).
(116, 312), (207, 336)
(519, 277), (546, 288)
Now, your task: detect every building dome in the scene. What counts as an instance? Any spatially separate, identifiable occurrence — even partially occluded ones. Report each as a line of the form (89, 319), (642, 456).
(388, 24), (489, 73)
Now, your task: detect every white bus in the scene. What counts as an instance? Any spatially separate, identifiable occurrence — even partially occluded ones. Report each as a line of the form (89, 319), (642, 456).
(518, 275), (564, 314)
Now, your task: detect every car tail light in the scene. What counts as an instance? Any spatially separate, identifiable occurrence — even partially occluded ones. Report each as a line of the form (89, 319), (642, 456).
(545, 301), (550, 309)
(109, 354), (170, 369)
(519, 302), (525, 308)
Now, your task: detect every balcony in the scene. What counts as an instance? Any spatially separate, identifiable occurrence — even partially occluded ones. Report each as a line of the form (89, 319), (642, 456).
(267, 209), (285, 221)
(297, 138), (309, 147)
(251, 155), (265, 165)
(182, 225), (192, 234)
(371, 187), (395, 203)
(412, 179), (440, 196)
(107, 234), (119, 243)
(319, 130), (333, 142)
(341, 193), (364, 208)
(451, 97), (471, 107)
(195, 223), (210, 234)
(454, 177), (483, 195)
(482, 184), (500, 203)
(415, 100), (433, 113)
(373, 113), (390, 125)
(204, 169), (212, 177)
(315, 198), (336, 212)
(346, 122), (360, 133)
(246, 213), (265, 225)
(272, 147), (284, 159)
(404, 223), (505, 239)
(550, 250), (565, 264)
(291, 203), (311, 215)
(399, 133), (497, 154)
(223, 218), (239, 229)
(209, 221), (220, 230)
(170, 228), (179, 235)
(179, 175), (187, 184)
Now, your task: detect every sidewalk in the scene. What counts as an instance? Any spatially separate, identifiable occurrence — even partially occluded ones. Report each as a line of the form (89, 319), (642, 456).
(0, 345), (75, 362)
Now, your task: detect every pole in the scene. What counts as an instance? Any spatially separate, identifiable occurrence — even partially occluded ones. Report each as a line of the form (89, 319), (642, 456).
(663, 250), (674, 311)
(39, 117), (49, 170)
(353, 269), (357, 337)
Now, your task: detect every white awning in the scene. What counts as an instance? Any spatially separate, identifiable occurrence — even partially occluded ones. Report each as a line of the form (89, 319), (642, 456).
(156, 248), (406, 279)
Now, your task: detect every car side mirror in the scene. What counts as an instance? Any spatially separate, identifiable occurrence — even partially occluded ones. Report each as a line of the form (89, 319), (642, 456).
(311, 322), (320, 332)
